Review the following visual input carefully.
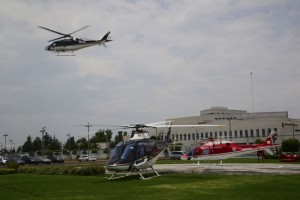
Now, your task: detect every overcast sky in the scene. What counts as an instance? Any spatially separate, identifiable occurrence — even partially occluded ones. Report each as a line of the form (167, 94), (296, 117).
(1, 0), (300, 148)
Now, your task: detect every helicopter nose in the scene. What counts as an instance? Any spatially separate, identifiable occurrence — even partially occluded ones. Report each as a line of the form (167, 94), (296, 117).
(45, 46), (51, 51)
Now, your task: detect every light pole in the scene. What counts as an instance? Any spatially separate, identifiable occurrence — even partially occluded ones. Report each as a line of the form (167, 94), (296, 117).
(3, 133), (8, 152)
(173, 138), (177, 151)
(67, 133), (71, 159)
(40, 127), (46, 156)
(9, 139), (13, 153)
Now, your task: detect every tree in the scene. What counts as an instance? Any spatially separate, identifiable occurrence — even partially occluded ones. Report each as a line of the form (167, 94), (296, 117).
(22, 136), (34, 152)
(64, 136), (77, 150)
(33, 137), (42, 151)
(77, 137), (88, 150)
(90, 129), (112, 143)
(282, 138), (300, 153)
(47, 136), (61, 151)
(113, 131), (127, 146)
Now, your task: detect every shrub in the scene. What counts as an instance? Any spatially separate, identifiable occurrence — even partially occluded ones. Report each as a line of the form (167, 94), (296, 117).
(6, 161), (20, 170)
(0, 168), (17, 175)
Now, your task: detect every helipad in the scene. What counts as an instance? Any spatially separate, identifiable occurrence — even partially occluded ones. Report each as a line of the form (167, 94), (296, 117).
(154, 163), (300, 175)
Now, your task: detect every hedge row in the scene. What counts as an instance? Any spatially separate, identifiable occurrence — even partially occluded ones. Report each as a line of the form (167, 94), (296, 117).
(1, 165), (106, 176)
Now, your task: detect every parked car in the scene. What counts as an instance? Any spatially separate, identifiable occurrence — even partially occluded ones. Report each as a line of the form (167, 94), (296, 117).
(78, 155), (96, 162)
(20, 155), (39, 165)
(88, 155), (96, 161)
(6, 157), (26, 165)
(170, 151), (186, 160)
(0, 156), (7, 165)
(47, 155), (64, 163)
(37, 156), (52, 164)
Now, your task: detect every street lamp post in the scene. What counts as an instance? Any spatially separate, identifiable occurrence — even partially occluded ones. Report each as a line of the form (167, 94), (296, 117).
(173, 138), (177, 151)
(40, 127), (46, 156)
(67, 133), (71, 159)
(9, 139), (13, 153)
(3, 133), (8, 152)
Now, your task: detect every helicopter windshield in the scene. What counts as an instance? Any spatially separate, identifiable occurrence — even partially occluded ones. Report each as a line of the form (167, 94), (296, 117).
(110, 142), (124, 160)
(121, 143), (136, 162)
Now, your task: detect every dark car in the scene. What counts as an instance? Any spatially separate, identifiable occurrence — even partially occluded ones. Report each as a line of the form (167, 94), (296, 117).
(47, 155), (64, 163)
(6, 157), (26, 165)
(20, 155), (39, 165)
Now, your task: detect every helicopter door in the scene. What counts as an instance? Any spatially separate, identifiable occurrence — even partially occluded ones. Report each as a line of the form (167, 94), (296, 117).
(137, 145), (145, 159)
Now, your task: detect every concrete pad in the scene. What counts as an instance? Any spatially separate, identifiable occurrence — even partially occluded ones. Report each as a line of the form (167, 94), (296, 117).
(154, 163), (300, 175)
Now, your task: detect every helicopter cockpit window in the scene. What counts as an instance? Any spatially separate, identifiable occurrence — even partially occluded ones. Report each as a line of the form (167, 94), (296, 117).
(121, 144), (136, 162)
(110, 142), (124, 160)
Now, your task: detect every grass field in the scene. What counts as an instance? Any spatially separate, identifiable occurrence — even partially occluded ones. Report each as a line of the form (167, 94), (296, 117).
(1, 173), (300, 200)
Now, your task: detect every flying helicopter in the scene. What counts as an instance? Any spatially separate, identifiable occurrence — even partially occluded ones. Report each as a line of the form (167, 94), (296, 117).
(105, 121), (222, 180)
(38, 25), (112, 56)
(181, 131), (280, 164)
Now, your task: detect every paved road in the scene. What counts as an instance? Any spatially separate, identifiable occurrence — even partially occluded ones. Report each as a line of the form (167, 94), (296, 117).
(154, 163), (300, 175)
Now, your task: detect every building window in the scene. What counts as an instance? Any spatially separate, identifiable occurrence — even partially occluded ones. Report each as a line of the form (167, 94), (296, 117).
(229, 131), (232, 139)
(240, 130), (243, 138)
(188, 134), (191, 141)
(201, 133), (203, 139)
(224, 131), (227, 138)
(250, 129), (254, 137)
(184, 134), (187, 141)
(268, 128), (271, 134)
(262, 129), (265, 137)
(274, 128), (277, 132)
(234, 130), (237, 138)
(205, 132), (208, 138)
(172, 134), (174, 140)
(180, 134), (182, 141)
(245, 130), (248, 138)
(197, 133), (199, 140)
(210, 132), (213, 138)
(215, 132), (217, 138)
(192, 133), (195, 141)
(256, 129), (260, 137)
(219, 131), (223, 137)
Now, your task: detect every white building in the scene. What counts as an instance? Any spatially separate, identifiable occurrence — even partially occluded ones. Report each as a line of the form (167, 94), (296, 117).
(151, 107), (299, 152)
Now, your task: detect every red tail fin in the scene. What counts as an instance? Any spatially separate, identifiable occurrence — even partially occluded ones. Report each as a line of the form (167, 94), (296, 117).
(263, 131), (277, 146)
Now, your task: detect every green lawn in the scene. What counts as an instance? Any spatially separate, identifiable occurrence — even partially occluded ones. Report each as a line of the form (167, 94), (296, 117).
(1, 173), (300, 200)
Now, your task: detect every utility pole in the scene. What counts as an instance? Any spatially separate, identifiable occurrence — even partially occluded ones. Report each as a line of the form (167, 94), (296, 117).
(250, 72), (255, 119)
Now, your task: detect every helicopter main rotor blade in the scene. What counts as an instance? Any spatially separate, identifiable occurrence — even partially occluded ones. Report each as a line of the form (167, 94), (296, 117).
(38, 25), (89, 42)
(48, 35), (69, 42)
(69, 25), (89, 35)
(38, 26), (66, 36)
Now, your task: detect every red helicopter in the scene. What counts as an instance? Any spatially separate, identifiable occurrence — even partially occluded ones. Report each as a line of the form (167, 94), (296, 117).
(181, 131), (279, 163)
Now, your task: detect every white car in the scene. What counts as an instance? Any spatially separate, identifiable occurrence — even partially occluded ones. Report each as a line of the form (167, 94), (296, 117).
(0, 156), (7, 165)
(78, 155), (96, 162)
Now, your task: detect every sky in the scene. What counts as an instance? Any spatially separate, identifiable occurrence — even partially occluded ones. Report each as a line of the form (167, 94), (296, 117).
(1, 0), (300, 148)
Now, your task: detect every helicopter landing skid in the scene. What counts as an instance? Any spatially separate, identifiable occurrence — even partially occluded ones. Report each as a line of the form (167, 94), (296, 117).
(105, 167), (160, 180)
(105, 171), (133, 180)
(55, 51), (75, 56)
(137, 167), (160, 180)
